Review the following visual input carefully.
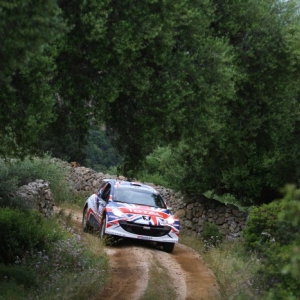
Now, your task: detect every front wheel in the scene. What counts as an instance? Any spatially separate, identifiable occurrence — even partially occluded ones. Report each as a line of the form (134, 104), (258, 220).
(162, 242), (175, 253)
(100, 215), (115, 246)
(99, 215), (107, 240)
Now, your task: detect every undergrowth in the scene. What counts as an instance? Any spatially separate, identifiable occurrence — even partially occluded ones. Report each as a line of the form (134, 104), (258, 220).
(0, 156), (73, 206)
(180, 235), (263, 300)
(0, 209), (108, 300)
(0, 157), (109, 299)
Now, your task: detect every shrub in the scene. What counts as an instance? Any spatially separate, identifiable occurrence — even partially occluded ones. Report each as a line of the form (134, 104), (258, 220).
(0, 156), (73, 208)
(244, 201), (299, 252)
(0, 208), (62, 264)
(244, 196), (300, 299)
(201, 221), (224, 248)
(0, 264), (37, 289)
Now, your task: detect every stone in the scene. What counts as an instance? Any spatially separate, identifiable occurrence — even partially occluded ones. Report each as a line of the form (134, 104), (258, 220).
(176, 209), (186, 218)
(184, 220), (193, 229)
(215, 217), (225, 225)
(16, 179), (54, 218)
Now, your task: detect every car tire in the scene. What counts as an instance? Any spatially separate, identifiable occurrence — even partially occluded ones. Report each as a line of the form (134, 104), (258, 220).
(162, 242), (175, 253)
(82, 208), (92, 232)
(100, 215), (115, 246)
(99, 214), (107, 240)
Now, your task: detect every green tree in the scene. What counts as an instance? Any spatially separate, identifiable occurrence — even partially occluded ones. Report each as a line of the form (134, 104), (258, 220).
(46, 0), (236, 168)
(164, 0), (300, 204)
(41, 0), (108, 162)
(0, 47), (59, 158)
(0, 0), (66, 158)
(0, 0), (66, 83)
(84, 128), (121, 172)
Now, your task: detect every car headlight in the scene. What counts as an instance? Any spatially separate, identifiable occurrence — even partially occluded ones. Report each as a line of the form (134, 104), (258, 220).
(112, 207), (126, 218)
(166, 216), (175, 225)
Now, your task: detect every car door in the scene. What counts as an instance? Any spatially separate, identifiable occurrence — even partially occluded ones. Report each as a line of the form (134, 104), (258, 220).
(97, 183), (111, 216)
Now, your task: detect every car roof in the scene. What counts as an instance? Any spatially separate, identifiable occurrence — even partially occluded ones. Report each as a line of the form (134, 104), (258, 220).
(103, 179), (157, 193)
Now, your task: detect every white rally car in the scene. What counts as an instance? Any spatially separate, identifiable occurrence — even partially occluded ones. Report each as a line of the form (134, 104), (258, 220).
(82, 179), (180, 252)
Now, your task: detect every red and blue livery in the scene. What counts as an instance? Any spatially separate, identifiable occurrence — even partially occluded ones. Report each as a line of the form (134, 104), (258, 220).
(82, 179), (180, 252)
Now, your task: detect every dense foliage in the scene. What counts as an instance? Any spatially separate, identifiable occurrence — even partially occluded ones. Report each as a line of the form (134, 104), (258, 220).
(0, 208), (61, 264)
(0, 0), (66, 83)
(1, 0), (300, 203)
(244, 186), (300, 299)
(0, 0), (66, 158)
(84, 129), (122, 172)
(156, 0), (300, 204)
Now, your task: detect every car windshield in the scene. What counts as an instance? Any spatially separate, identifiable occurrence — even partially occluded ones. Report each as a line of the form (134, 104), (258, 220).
(113, 187), (166, 208)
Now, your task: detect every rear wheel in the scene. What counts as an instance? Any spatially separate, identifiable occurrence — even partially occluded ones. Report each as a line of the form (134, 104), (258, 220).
(82, 208), (92, 232)
(162, 242), (175, 253)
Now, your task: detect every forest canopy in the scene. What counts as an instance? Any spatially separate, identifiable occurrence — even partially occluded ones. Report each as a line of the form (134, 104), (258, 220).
(1, 0), (300, 205)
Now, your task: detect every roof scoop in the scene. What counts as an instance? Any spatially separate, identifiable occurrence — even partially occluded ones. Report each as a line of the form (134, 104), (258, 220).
(130, 182), (142, 186)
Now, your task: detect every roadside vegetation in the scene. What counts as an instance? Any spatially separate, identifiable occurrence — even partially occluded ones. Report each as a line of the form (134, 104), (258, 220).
(180, 234), (261, 300)
(0, 158), (108, 300)
(180, 188), (300, 300)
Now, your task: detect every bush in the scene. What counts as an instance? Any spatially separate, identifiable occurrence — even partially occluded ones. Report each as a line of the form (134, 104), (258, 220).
(244, 201), (298, 252)
(0, 208), (61, 264)
(136, 146), (175, 187)
(201, 221), (224, 248)
(0, 156), (73, 208)
(0, 159), (109, 299)
(0, 264), (37, 289)
(244, 196), (300, 299)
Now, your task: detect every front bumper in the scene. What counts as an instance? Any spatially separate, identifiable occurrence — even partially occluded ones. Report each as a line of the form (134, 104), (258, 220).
(105, 221), (179, 243)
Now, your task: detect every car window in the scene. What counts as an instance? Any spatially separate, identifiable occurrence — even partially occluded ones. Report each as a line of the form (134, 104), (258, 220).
(101, 184), (111, 202)
(113, 188), (166, 208)
(97, 182), (107, 197)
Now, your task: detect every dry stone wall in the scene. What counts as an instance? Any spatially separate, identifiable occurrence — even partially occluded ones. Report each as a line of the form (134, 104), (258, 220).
(16, 179), (54, 218)
(16, 164), (248, 238)
(67, 166), (248, 238)
(158, 187), (248, 238)
(65, 166), (121, 195)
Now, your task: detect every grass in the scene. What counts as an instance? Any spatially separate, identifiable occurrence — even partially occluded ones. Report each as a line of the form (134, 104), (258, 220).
(180, 235), (263, 300)
(141, 257), (177, 300)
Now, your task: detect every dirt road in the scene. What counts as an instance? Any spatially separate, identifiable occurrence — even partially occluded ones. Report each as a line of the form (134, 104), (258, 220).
(97, 240), (220, 300)
(58, 207), (220, 300)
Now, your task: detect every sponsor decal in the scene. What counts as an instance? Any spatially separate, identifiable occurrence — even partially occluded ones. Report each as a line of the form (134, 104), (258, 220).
(137, 236), (153, 240)
(126, 208), (167, 218)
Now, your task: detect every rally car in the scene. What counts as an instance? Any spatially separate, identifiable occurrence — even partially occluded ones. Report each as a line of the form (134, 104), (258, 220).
(82, 179), (180, 252)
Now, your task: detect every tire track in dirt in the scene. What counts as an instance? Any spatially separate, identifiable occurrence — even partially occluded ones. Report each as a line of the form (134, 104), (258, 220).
(55, 206), (220, 300)
(172, 244), (220, 300)
(95, 245), (150, 300)
(96, 240), (220, 300)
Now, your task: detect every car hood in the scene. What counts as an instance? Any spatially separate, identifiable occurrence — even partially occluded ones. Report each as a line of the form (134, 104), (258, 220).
(105, 202), (179, 227)
(108, 201), (172, 217)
